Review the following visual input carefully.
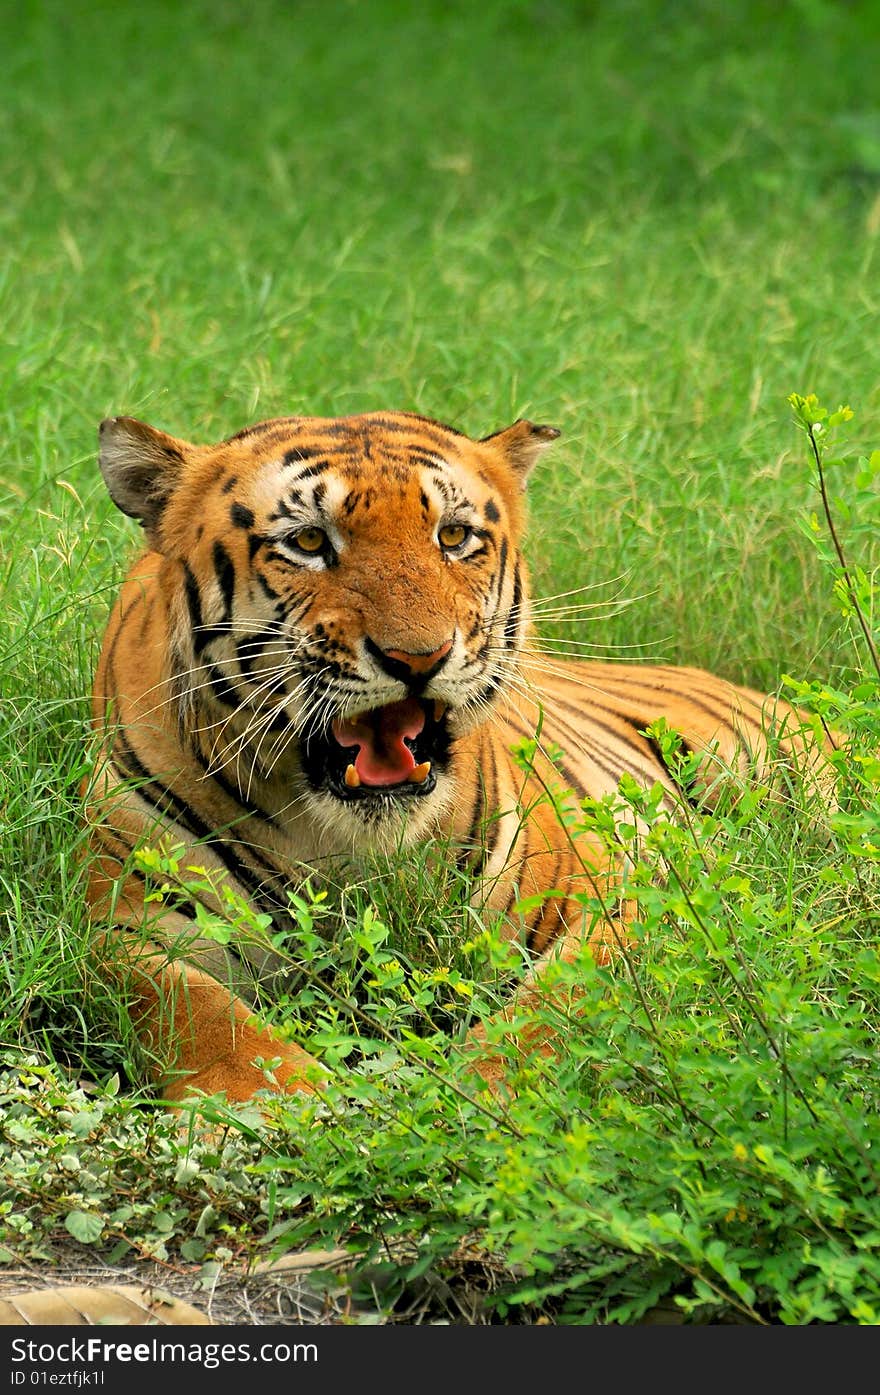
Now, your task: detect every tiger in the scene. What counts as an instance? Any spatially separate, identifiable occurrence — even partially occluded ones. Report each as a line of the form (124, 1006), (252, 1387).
(85, 409), (835, 1104)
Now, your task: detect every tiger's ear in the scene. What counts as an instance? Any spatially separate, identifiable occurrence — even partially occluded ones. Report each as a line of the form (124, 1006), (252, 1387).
(480, 419), (561, 489)
(98, 417), (192, 539)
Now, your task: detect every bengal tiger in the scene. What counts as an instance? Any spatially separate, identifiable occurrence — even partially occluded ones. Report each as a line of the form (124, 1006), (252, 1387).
(85, 409), (834, 1104)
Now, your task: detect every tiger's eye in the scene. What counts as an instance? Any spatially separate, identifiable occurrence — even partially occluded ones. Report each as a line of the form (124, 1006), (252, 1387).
(292, 526), (327, 553)
(438, 523), (469, 549)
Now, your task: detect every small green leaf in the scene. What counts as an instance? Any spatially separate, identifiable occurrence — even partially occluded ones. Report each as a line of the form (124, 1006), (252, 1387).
(68, 1111), (100, 1138)
(194, 1204), (218, 1238)
(64, 1211), (104, 1244)
(180, 1238), (207, 1261)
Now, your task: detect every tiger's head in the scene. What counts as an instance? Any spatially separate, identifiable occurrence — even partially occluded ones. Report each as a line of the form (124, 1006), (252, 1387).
(98, 410), (559, 849)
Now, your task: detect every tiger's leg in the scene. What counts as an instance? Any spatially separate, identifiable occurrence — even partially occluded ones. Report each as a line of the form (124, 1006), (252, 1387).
(117, 943), (324, 1103)
(462, 834), (629, 1093)
(86, 860), (324, 1105)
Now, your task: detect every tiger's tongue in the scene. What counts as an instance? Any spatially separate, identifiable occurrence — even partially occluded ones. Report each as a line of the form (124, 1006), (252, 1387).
(332, 699), (425, 786)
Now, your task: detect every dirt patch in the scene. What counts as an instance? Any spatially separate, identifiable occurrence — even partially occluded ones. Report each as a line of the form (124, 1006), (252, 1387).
(0, 1241), (364, 1326)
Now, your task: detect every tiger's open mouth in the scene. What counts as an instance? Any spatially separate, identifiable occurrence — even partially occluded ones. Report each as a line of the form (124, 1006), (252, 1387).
(301, 698), (452, 801)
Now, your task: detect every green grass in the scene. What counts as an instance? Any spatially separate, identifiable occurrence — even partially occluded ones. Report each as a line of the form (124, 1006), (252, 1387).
(2, 0), (880, 1324)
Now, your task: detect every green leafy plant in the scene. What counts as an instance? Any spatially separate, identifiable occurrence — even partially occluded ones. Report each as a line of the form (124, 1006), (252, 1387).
(0, 1056), (286, 1270)
(241, 394), (880, 1325)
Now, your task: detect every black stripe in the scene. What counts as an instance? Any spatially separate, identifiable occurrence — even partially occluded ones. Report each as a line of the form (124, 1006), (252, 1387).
(236, 627), (285, 677)
(288, 459), (330, 483)
(213, 541), (236, 617)
(112, 740), (212, 846)
(103, 588), (146, 690)
(525, 847), (563, 951)
(409, 449), (447, 472)
(497, 537), (509, 594)
(111, 738), (281, 905)
(464, 776), (486, 852)
(476, 735), (504, 873)
(503, 555), (520, 647)
(634, 720), (703, 810)
(457, 736), (492, 875)
(504, 711), (591, 800)
(207, 663), (243, 708)
(189, 743), (278, 827)
(572, 669), (761, 750)
(612, 682), (754, 758)
(182, 560), (234, 654)
(255, 570), (280, 602)
(137, 595), (155, 643)
(365, 415), (465, 447)
(126, 864), (202, 925)
(182, 563), (209, 653)
(230, 502), (254, 529)
(529, 900), (565, 956)
(545, 701), (660, 796)
(282, 445), (324, 465)
(536, 681), (720, 795)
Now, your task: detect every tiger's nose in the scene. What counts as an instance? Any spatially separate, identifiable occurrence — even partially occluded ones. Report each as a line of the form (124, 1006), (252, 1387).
(383, 639), (453, 674)
(366, 637), (453, 681)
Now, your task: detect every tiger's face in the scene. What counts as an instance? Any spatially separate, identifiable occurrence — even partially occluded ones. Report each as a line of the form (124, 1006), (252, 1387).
(98, 410), (559, 848)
